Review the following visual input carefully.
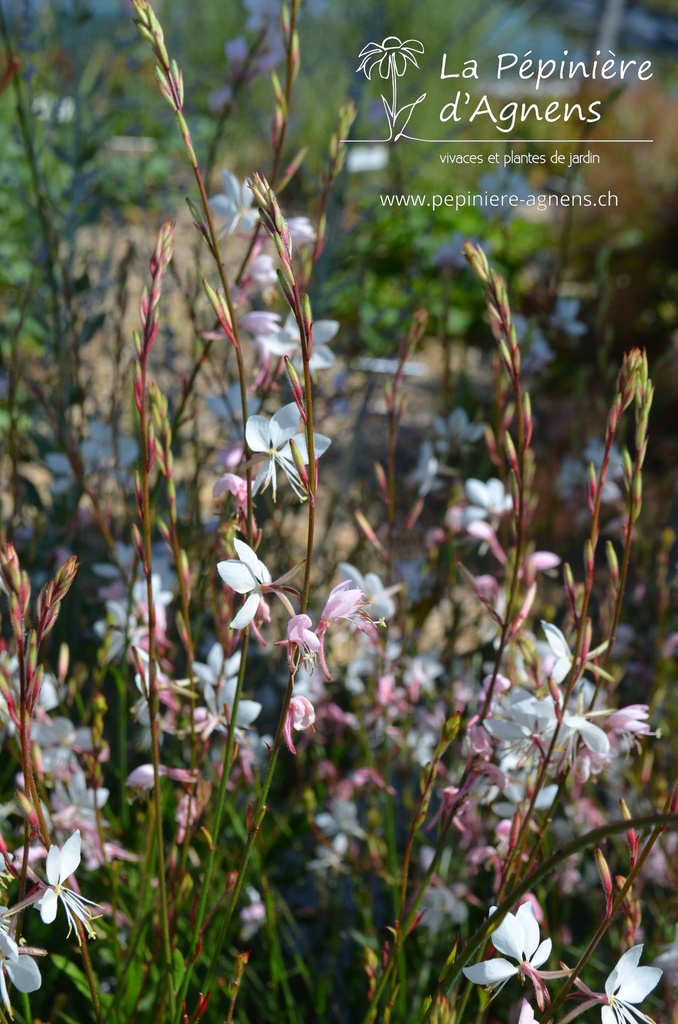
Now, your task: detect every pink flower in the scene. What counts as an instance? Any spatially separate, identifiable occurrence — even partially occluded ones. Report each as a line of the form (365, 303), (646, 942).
(320, 580), (369, 624)
(239, 310), (282, 339)
(280, 614), (321, 674)
(527, 551), (561, 572)
(315, 581), (374, 680)
(213, 472), (248, 507)
(126, 764), (199, 793)
(466, 519), (507, 564)
(608, 705), (651, 739)
(283, 696), (315, 754)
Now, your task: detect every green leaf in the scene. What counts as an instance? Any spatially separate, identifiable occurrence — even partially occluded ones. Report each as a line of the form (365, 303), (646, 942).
(172, 947), (186, 990)
(51, 954), (113, 1011)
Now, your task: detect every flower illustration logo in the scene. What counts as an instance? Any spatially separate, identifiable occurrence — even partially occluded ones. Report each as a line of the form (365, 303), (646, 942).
(357, 36), (426, 141)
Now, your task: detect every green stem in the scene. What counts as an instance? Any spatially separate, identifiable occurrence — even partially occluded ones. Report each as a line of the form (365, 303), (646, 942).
(78, 925), (104, 1024)
(137, 355), (175, 1019)
(190, 672), (297, 1016)
(173, 629), (250, 1016)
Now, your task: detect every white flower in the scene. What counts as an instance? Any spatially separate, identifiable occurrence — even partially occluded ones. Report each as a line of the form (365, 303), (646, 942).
(541, 621), (573, 684)
(338, 563), (395, 620)
(250, 253), (278, 287)
(246, 403), (331, 502)
(0, 931), (41, 1015)
(217, 539), (272, 629)
(210, 170), (258, 236)
(308, 832), (349, 873)
(561, 711), (610, 758)
(602, 945), (662, 1024)
(208, 382), (261, 428)
(463, 903), (551, 995)
(433, 407), (485, 455)
(259, 312), (338, 374)
(654, 925), (678, 983)
(315, 798), (367, 842)
(410, 440), (440, 496)
(465, 478), (513, 521)
(50, 768), (110, 836)
(239, 886), (266, 942)
(418, 880), (468, 933)
(193, 642), (261, 736)
(32, 717), (94, 773)
(287, 216), (316, 246)
(36, 831), (101, 942)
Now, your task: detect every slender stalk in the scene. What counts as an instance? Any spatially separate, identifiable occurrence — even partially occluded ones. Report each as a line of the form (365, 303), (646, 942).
(132, 221), (176, 1019)
(188, 670), (297, 1020)
(174, 626), (250, 1016)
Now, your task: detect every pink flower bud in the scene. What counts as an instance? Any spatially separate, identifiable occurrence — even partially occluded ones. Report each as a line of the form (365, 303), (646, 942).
(283, 695), (315, 755)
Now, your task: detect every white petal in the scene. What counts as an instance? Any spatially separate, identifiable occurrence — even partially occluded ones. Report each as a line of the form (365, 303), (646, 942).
(312, 319), (339, 344)
(515, 902), (540, 959)
(232, 539), (270, 585)
(192, 662), (215, 687)
(206, 642), (224, 677)
(534, 784), (559, 809)
(518, 1000), (536, 1024)
(6, 954), (41, 994)
(59, 831), (82, 881)
(239, 209), (258, 235)
(0, 933), (18, 962)
(309, 346), (336, 371)
(610, 945), (662, 1002)
(563, 714), (609, 753)
(618, 964), (663, 1002)
(463, 958), (518, 984)
(338, 562), (366, 592)
(465, 478), (489, 508)
(245, 415), (272, 453)
(38, 888), (59, 924)
(230, 593), (260, 630)
(224, 650), (242, 679)
(491, 911), (524, 961)
(236, 699), (263, 728)
(251, 460), (273, 496)
(210, 195), (234, 218)
(484, 720), (528, 741)
(260, 332), (295, 356)
(269, 403), (300, 448)
(220, 170), (240, 204)
(217, 559), (256, 594)
(486, 478), (506, 508)
(606, 945), (644, 997)
(313, 432), (332, 458)
(541, 621), (571, 660)
(531, 938), (552, 969)
(44, 844), (62, 887)
(233, 538), (260, 573)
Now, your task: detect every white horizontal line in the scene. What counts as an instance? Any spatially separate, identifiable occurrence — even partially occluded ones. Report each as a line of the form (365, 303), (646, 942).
(343, 138), (653, 144)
